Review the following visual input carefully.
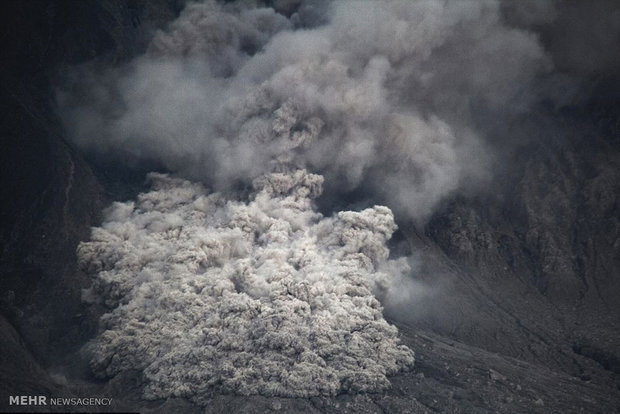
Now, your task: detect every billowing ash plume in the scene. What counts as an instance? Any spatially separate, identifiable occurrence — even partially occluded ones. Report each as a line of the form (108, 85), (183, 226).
(61, 0), (616, 403)
(58, 0), (551, 220)
(79, 170), (414, 401)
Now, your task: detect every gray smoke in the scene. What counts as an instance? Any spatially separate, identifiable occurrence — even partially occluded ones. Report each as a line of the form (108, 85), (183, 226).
(59, 0), (620, 404)
(58, 0), (551, 220)
(502, 0), (620, 107)
(79, 170), (414, 401)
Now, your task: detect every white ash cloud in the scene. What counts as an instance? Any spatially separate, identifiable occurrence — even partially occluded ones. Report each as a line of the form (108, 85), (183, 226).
(62, 0), (615, 403)
(79, 170), (414, 402)
(58, 0), (551, 220)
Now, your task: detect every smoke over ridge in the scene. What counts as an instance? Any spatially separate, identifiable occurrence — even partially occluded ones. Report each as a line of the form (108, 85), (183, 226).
(56, 0), (620, 404)
(59, 0), (552, 219)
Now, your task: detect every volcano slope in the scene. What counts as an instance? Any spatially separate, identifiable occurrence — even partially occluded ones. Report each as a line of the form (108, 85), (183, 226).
(1, 1), (620, 413)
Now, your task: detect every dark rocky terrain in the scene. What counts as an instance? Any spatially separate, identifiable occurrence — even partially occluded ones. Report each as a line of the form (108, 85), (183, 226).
(1, 1), (619, 413)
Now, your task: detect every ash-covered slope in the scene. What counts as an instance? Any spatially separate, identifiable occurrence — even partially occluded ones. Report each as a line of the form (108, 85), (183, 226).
(398, 125), (620, 405)
(1, 1), (620, 413)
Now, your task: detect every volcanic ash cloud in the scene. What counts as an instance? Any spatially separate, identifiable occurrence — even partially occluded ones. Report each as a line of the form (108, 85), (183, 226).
(59, 0), (550, 221)
(78, 169), (414, 403)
